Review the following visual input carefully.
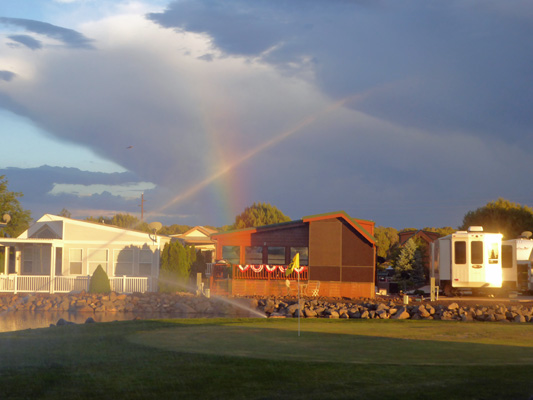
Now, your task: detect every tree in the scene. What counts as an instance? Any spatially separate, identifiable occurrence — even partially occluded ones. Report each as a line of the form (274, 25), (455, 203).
(59, 208), (72, 218)
(374, 226), (399, 266)
(422, 226), (456, 237)
(394, 238), (416, 279)
(393, 238), (425, 288)
(89, 265), (111, 293)
(85, 213), (151, 233)
(0, 175), (32, 238)
(460, 198), (533, 239)
(233, 202), (291, 229)
(159, 241), (195, 292)
(158, 224), (192, 236)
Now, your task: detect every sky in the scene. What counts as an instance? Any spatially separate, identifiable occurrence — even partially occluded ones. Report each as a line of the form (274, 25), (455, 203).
(0, 0), (532, 230)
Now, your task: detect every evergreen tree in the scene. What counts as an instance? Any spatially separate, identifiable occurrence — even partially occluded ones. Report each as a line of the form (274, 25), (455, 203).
(394, 238), (417, 281)
(233, 202), (291, 229)
(0, 175), (32, 238)
(159, 241), (195, 292)
(59, 208), (72, 218)
(89, 265), (111, 293)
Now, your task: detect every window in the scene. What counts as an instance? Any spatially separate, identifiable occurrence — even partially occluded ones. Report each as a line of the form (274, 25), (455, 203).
(268, 247), (285, 265)
(88, 248), (108, 276)
(69, 249), (83, 275)
(454, 241), (466, 264)
(471, 241), (483, 264)
(245, 246), (263, 264)
(22, 245), (33, 274)
(114, 249), (133, 276)
(502, 245), (512, 269)
(488, 242), (499, 264)
(290, 247), (308, 265)
(222, 246), (240, 264)
(139, 250), (152, 276)
(55, 248), (63, 276)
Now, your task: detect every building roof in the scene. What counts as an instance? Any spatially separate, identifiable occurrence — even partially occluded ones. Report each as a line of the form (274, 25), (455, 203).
(398, 229), (441, 246)
(12, 214), (169, 244)
(212, 210), (375, 244)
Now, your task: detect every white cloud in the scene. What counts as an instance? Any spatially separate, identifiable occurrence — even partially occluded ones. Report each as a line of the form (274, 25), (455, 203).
(49, 181), (156, 198)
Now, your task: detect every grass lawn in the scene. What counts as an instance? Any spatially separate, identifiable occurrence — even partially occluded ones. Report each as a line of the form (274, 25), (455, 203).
(1, 318), (532, 399)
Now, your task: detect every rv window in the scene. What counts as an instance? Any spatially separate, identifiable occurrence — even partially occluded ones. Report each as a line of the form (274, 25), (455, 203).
(488, 242), (499, 264)
(454, 241), (466, 264)
(502, 245), (512, 268)
(471, 241), (483, 264)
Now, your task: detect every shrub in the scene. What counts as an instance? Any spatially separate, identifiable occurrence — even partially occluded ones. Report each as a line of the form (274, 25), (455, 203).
(89, 265), (111, 293)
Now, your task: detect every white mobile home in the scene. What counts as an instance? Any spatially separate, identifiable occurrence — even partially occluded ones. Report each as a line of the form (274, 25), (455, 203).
(431, 226), (503, 296)
(0, 214), (170, 294)
(502, 233), (533, 291)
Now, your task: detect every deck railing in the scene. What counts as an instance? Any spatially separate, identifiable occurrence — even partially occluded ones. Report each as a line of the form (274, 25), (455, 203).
(206, 264), (308, 281)
(0, 274), (152, 294)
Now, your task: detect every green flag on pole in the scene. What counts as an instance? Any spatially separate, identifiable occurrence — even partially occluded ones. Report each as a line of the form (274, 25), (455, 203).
(285, 253), (299, 276)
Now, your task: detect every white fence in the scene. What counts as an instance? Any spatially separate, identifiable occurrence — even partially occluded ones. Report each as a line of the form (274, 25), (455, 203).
(0, 274), (153, 294)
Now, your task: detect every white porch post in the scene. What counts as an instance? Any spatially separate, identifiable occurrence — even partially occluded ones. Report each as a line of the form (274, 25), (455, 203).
(3, 246), (8, 274)
(13, 274), (17, 294)
(50, 245), (55, 294)
(15, 247), (21, 275)
(123, 275), (126, 293)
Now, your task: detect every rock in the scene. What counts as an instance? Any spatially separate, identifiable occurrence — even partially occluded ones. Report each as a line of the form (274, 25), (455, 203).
(174, 302), (197, 314)
(77, 304), (95, 313)
(514, 315), (526, 323)
(495, 313), (507, 321)
(417, 305), (430, 318)
(56, 318), (74, 326)
(263, 299), (276, 314)
(85, 317), (96, 323)
(391, 307), (410, 320)
(304, 308), (318, 318)
(447, 302), (459, 311)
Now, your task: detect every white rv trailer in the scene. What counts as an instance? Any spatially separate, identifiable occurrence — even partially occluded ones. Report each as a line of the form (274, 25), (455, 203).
(431, 226), (503, 296)
(502, 232), (533, 292)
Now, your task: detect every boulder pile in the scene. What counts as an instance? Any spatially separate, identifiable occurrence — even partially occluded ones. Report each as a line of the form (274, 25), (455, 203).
(260, 298), (533, 323)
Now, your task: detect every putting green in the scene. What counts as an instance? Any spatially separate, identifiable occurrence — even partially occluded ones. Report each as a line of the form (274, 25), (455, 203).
(129, 319), (533, 365)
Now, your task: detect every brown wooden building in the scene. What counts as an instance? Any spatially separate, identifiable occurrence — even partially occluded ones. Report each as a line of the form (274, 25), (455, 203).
(211, 211), (376, 298)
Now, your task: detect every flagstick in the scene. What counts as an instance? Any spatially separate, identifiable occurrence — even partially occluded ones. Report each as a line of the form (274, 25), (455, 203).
(298, 265), (300, 337)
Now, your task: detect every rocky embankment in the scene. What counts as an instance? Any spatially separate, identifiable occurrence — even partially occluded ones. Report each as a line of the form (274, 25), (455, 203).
(1, 292), (533, 323)
(0, 292), (257, 316)
(260, 297), (533, 323)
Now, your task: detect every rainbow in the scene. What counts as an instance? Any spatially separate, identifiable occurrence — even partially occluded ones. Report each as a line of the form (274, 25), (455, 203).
(153, 94), (360, 221)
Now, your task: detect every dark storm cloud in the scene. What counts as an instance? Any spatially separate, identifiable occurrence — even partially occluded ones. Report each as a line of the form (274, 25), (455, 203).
(7, 34), (42, 50)
(148, 0), (533, 145)
(0, 17), (94, 49)
(0, 71), (16, 81)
